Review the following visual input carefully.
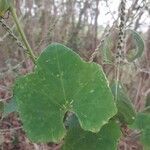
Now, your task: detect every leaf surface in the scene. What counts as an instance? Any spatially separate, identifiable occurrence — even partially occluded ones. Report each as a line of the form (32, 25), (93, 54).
(111, 81), (136, 124)
(63, 121), (121, 150)
(0, 0), (10, 17)
(130, 113), (150, 149)
(14, 43), (117, 142)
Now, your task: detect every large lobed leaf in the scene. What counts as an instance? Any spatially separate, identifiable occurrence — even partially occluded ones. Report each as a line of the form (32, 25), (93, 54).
(63, 121), (121, 150)
(13, 43), (117, 142)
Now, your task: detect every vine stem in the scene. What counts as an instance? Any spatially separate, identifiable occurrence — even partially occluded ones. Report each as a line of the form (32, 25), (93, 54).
(9, 6), (36, 64)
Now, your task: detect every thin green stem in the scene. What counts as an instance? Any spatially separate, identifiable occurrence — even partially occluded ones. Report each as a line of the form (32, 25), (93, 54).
(9, 6), (36, 64)
(115, 64), (120, 101)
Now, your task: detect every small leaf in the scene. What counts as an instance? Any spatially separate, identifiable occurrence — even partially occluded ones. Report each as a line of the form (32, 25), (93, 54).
(13, 43), (117, 142)
(0, 0), (10, 17)
(130, 113), (150, 149)
(3, 98), (17, 118)
(130, 113), (150, 130)
(63, 121), (121, 150)
(111, 81), (136, 124)
(126, 29), (144, 61)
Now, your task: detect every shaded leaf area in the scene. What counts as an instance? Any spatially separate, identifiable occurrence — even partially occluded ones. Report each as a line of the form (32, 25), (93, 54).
(13, 43), (117, 142)
(130, 113), (150, 150)
(63, 121), (121, 150)
(0, 101), (4, 114)
(64, 113), (80, 129)
(143, 93), (150, 113)
(126, 29), (144, 62)
(145, 93), (150, 107)
(111, 81), (136, 124)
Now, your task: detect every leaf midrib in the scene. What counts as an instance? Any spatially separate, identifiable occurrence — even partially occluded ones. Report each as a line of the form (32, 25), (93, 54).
(56, 46), (67, 103)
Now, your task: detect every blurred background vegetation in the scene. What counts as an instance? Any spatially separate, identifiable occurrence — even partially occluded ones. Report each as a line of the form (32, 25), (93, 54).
(0, 0), (150, 149)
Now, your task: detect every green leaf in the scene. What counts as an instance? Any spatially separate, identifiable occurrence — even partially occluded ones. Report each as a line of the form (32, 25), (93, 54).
(145, 93), (150, 107)
(143, 93), (150, 113)
(130, 113), (150, 149)
(111, 81), (136, 124)
(126, 29), (144, 61)
(63, 121), (121, 150)
(141, 128), (150, 150)
(0, 101), (4, 114)
(0, 0), (10, 17)
(13, 43), (117, 142)
(3, 98), (17, 118)
(131, 113), (150, 130)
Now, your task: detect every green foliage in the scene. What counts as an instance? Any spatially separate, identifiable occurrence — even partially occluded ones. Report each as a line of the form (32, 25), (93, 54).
(143, 106), (150, 113)
(13, 43), (117, 142)
(0, 0), (148, 148)
(141, 128), (150, 150)
(111, 81), (136, 124)
(3, 98), (17, 118)
(142, 93), (150, 113)
(0, 101), (4, 114)
(100, 29), (144, 64)
(130, 113), (150, 149)
(63, 121), (121, 150)
(131, 112), (150, 131)
(126, 29), (144, 61)
(64, 113), (80, 129)
(145, 93), (150, 107)
(0, 0), (10, 17)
